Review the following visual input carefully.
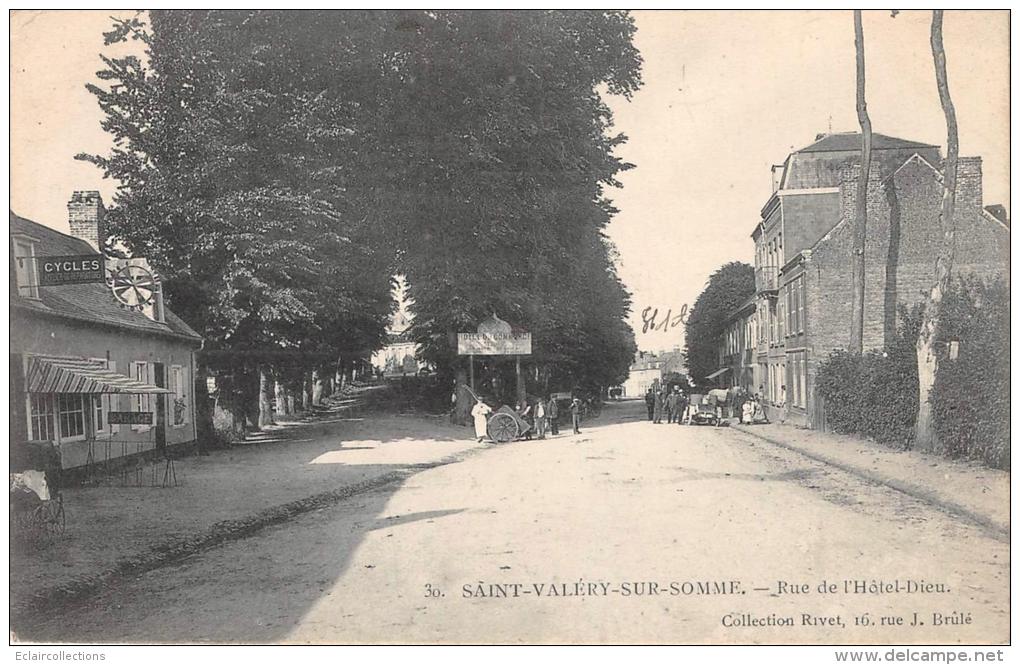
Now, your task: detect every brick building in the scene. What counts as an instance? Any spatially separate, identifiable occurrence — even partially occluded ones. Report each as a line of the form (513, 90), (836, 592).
(738, 132), (1008, 427)
(10, 193), (203, 472)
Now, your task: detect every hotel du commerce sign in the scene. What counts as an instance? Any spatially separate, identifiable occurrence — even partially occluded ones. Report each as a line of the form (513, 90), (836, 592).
(457, 314), (532, 356)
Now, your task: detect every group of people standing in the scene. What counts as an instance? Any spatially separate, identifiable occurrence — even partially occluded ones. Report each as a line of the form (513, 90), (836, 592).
(512, 396), (564, 439)
(645, 386), (690, 425)
(471, 394), (582, 443)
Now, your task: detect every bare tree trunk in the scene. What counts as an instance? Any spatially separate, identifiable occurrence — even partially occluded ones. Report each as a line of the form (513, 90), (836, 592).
(303, 372), (313, 410)
(915, 10), (959, 452)
(258, 366), (274, 428)
(850, 9), (873, 355)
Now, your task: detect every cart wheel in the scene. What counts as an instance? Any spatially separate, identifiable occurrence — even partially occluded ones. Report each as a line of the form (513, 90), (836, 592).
(487, 413), (519, 443)
(46, 500), (65, 535)
(27, 503), (49, 532)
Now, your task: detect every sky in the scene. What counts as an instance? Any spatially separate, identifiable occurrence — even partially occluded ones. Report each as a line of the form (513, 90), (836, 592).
(10, 10), (1010, 354)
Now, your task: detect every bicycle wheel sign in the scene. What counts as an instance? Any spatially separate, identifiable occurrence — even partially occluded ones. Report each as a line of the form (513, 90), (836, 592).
(107, 263), (159, 310)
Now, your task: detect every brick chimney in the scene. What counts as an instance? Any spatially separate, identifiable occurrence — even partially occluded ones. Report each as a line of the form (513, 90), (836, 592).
(954, 156), (982, 211)
(67, 191), (106, 252)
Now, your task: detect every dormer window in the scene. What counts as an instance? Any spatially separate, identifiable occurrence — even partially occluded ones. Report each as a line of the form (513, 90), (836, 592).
(12, 234), (40, 299)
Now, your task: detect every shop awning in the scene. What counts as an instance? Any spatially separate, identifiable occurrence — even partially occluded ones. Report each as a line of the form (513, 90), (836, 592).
(705, 367), (731, 380)
(25, 355), (171, 394)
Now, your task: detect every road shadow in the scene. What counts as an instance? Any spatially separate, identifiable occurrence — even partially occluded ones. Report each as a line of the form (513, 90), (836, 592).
(8, 389), (480, 629)
(15, 477), (473, 644)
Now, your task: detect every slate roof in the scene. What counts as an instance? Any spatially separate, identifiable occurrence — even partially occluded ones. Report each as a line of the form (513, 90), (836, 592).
(796, 132), (936, 154)
(10, 211), (202, 342)
(779, 133), (941, 191)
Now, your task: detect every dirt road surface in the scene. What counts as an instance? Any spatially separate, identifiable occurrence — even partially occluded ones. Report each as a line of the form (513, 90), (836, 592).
(19, 401), (1008, 645)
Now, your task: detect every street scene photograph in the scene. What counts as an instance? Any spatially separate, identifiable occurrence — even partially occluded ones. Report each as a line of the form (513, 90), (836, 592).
(7, 8), (1012, 654)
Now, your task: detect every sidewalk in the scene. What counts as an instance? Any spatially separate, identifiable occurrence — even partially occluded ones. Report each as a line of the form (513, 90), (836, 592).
(730, 421), (1009, 538)
(11, 392), (482, 623)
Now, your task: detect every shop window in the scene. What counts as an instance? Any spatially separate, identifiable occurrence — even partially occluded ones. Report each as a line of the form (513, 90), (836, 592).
(94, 396), (105, 433)
(29, 394), (54, 441)
(12, 237), (40, 299)
(57, 394), (86, 440)
(133, 361), (152, 430)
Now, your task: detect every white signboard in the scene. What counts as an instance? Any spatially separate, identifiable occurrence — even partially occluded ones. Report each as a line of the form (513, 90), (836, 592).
(457, 332), (532, 356)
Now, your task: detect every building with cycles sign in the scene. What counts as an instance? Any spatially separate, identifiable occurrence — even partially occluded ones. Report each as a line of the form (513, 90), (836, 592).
(10, 192), (203, 481)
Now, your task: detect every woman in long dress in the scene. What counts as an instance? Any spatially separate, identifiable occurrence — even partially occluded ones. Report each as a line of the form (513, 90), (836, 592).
(471, 398), (492, 442)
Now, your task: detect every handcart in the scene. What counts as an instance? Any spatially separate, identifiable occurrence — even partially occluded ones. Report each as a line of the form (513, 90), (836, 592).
(486, 405), (533, 443)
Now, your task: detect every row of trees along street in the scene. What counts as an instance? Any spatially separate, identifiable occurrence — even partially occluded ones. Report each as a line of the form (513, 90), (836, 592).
(79, 11), (643, 433)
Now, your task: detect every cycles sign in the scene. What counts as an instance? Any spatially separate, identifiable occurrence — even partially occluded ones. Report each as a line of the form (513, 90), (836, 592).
(37, 254), (105, 286)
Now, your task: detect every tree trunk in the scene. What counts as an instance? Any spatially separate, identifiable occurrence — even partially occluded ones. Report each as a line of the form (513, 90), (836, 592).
(515, 357), (526, 404)
(453, 366), (472, 425)
(285, 384), (295, 415)
(335, 355), (345, 393)
(274, 377), (287, 416)
(915, 10), (959, 452)
(231, 385), (247, 438)
(312, 369), (323, 406)
(194, 363), (214, 452)
(850, 9), (873, 355)
(303, 372), (313, 410)
(258, 366), (274, 428)
(244, 366), (261, 431)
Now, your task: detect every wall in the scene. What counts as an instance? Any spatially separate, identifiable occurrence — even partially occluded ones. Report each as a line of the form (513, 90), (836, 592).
(10, 311), (199, 469)
(622, 367), (661, 397)
(804, 156), (1008, 427)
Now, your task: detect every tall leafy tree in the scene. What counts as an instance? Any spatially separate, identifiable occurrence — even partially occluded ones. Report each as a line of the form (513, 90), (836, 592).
(81, 11), (643, 425)
(684, 262), (755, 385)
(368, 11), (642, 417)
(79, 11), (397, 426)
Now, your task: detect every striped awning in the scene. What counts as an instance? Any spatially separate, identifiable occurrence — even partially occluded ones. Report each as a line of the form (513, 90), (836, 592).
(25, 355), (171, 394)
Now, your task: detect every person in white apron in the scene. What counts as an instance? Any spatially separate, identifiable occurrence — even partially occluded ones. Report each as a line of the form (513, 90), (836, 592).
(471, 398), (492, 442)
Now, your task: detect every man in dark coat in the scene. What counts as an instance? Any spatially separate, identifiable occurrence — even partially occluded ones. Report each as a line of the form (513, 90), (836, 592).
(547, 396), (559, 435)
(644, 388), (655, 421)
